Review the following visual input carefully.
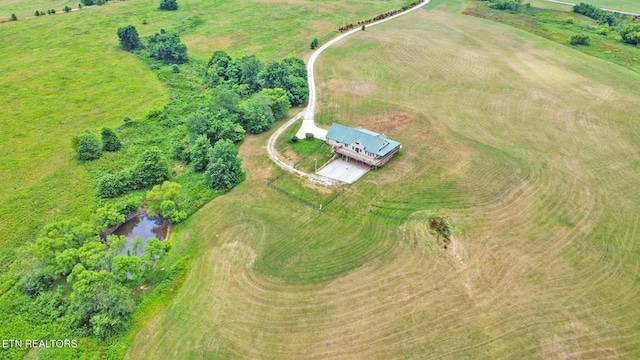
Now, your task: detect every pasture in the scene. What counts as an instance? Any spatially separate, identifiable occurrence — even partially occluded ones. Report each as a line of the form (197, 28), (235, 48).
(127, 1), (640, 359)
(0, 0), (411, 273)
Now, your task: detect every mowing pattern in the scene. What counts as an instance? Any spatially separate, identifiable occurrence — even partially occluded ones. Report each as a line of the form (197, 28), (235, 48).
(128, 7), (640, 359)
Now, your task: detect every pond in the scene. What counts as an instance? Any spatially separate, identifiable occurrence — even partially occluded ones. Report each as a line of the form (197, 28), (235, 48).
(111, 215), (169, 256)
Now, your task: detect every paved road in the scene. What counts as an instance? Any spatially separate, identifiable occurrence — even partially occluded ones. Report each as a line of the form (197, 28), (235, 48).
(267, 0), (431, 184)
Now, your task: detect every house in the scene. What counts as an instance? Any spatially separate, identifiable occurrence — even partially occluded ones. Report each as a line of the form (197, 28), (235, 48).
(325, 123), (401, 167)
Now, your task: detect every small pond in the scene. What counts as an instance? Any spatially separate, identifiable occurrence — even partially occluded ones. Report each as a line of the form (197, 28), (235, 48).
(111, 215), (169, 257)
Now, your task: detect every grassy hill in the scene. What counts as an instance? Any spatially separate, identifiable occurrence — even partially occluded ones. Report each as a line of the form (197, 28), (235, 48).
(125, 1), (640, 359)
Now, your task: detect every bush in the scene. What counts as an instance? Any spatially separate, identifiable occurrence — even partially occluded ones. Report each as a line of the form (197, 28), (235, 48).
(64, 6), (71, 12)
(130, 147), (170, 189)
(305, 132), (314, 140)
(97, 172), (130, 198)
(291, 135), (299, 143)
(117, 25), (143, 52)
(123, 115), (132, 123)
(101, 127), (122, 152)
(159, 0), (178, 11)
(597, 27), (609, 36)
(569, 34), (589, 45)
(620, 24), (640, 46)
(10, 13), (17, 21)
(147, 31), (188, 64)
(564, 17), (574, 24)
(72, 129), (102, 161)
(310, 38), (319, 49)
(172, 64), (180, 73)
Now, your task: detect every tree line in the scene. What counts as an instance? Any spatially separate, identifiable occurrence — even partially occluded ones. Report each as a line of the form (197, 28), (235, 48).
(338, 0), (426, 32)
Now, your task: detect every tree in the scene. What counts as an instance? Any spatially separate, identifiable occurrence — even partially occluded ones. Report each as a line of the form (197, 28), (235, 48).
(101, 127), (122, 152)
(205, 139), (244, 191)
(72, 129), (102, 161)
(310, 38), (319, 49)
(35, 10), (40, 17)
(96, 171), (131, 198)
(117, 25), (143, 52)
(64, 6), (71, 12)
(67, 269), (134, 338)
(240, 94), (275, 134)
(11, 13), (17, 21)
(233, 55), (263, 93)
(191, 135), (212, 172)
(620, 24), (640, 46)
(112, 255), (143, 282)
(81, 0), (95, 5)
(131, 147), (170, 189)
(258, 61), (290, 90)
(147, 31), (188, 64)
(261, 88), (291, 119)
(159, 0), (178, 10)
(145, 181), (181, 217)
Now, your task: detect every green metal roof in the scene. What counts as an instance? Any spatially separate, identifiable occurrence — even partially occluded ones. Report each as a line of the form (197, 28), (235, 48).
(326, 123), (401, 157)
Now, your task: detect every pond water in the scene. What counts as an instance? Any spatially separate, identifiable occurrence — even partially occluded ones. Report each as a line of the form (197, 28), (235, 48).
(111, 215), (169, 256)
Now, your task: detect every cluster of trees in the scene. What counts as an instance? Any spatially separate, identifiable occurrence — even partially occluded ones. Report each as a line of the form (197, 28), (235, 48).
(620, 24), (640, 45)
(483, 0), (529, 12)
(205, 51), (308, 106)
(145, 181), (187, 223)
(573, 2), (619, 26)
(97, 147), (170, 198)
(19, 201), (167, 338)
(34, 9), (57, 16)
(81, 0), (108, 5)
(117, 26), (188, 64)
(72, 128), (121, 161)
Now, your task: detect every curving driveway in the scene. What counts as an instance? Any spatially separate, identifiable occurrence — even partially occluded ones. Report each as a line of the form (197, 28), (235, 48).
(266, 0), (430, 184)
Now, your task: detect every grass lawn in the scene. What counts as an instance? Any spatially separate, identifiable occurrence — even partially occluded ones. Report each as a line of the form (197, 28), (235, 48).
(126, 1), (640, 358)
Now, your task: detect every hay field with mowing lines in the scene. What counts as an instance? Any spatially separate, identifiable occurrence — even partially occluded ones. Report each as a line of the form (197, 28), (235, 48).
(128, 2), (640, 359)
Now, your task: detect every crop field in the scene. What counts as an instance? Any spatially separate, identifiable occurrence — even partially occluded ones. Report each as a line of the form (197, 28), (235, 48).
(126, 1), (640, 359)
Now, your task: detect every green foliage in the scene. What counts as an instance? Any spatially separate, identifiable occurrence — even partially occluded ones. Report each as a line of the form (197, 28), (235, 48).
(240, 93), (275, 134)
(564, 17), (575, 24)
(305, 132), (314, 140)
(92, 205), (125, 233)
(96, 171), (130, 198)
(147, 31), (188, 64)
(159, 0), (178, 11)
(362, 25), (366, 31)
(573, 2), (619, 26)
(131, 147), (170, 189)
(10, 13), (17, 21)
(67, 269), (134, 338)
(64, 6), (71, 13)
(101, 127), (122, 152)
(117, 25), (144, 52)
(310, 38), (319, 49)
(35, 10), (40, 16)
(485, 0), (527, 12)
(261, 88), (291, 120)
(620, 24), (640, 45)
(72, 129), (102, 161)
(569, 33), (590, 45)
(190, 135), (212, 172)
(123, 115), (133, 123)
(258, 58), (309, 106)
(597, 26), (609, 35)
(81, 0), (95, 5)
(20, 271), (54, 297)
(145, 181), (186, 223)
(112, 255), (143, 282)
(204, 139), (244, 191)
(291, 135), (299, 143)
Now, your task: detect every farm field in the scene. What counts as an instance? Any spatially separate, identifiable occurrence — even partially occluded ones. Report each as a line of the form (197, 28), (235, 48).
(0, 0), (410, 278)
(127, 1), (640, 359)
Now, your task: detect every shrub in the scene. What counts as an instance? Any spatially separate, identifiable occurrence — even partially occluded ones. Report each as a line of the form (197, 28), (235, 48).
(101, 127), (122, 152)
(569, 34), (589, 45)
(35, 10), (40, 16)
(117, 25), (143, 52)
(564, 17), (574, 24)
(305, 132), (314, 140)
(291, 135), (299, 143)
(310, 38), (319, 49)
(620, 24), (640, 46)
(72, 129), (102, 161)
(130, 147), (170, 189)
(147, 31), (188, 64)
(10, 13), (17, 21)
(172, 64), (180, 73)
(123, 115), (132, 123)
(159, 0), (178, 11)
(97, 172), (130, 198)
(64, 6), (71, 12)
(597, 27), (609, 36)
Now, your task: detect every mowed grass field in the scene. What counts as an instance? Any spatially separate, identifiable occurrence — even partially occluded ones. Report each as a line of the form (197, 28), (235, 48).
(0, 0), (410, 273)
(126, 1), (640, 358)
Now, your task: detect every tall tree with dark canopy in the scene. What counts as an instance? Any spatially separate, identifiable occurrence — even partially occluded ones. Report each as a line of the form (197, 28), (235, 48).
(205, 140), (244, 191)
(117, 25), (143, 52)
